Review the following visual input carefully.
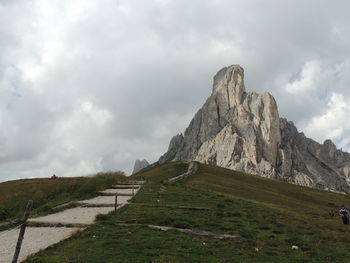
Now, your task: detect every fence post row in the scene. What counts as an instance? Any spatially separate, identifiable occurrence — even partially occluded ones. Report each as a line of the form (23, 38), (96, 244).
(12, 200), (33, 263)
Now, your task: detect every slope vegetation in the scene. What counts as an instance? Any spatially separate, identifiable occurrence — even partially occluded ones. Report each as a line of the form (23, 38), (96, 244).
(0, 172), (125, 227)
(26, 162), (350, 262)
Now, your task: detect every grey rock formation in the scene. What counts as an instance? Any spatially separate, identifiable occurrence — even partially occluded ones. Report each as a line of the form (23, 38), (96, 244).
(159, 65), (350, 193)
(132, 159), (149, 174)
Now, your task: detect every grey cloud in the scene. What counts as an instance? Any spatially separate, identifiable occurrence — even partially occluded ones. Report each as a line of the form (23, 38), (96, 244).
(1, 0), (350, 181)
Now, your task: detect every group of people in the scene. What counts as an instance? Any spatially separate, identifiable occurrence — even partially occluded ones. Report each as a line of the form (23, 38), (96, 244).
(339, 205), (349, 225)
(328, 205), (349, 225)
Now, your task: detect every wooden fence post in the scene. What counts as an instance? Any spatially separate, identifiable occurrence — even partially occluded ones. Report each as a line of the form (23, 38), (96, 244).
(132, 184), (135, 196)
(115, 194), (118, 212)
(12, 200), (33, 263)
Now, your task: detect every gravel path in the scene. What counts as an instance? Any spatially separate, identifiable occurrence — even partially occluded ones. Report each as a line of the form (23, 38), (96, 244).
(76, 195), (130, 206)
(28, 207), (115, 225)
(0, 227), (78, 263)
(112, 185), (141, 189)
(0, 181), (143, 262)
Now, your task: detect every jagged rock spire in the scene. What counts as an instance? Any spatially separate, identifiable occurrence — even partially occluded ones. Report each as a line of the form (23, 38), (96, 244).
(212, 65), (245, 106)
(159, 65), (350, 194)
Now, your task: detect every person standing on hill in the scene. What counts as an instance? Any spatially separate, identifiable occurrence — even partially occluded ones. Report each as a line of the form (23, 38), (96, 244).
(339, 205), (349, 225)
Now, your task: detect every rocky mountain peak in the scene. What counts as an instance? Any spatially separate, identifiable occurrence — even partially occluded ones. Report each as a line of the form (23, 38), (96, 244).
(159, 65), (350, 194)
(323, 139), (336, 150)
(212, 65), (245, 106)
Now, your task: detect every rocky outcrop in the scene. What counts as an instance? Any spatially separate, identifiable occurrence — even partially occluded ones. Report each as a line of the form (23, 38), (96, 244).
(276, 119), (350, 192)
(159, 65), (350, 193)
(132, 159), (149, 174)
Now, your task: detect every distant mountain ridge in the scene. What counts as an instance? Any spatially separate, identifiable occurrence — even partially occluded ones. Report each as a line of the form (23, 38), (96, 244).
(132, 159), (150, 174)
(159, 65), (350, 193)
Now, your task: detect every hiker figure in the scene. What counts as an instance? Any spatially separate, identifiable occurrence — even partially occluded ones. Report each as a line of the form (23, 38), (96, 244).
(50, 174), (58, 180)
(339, 205), (349, 225)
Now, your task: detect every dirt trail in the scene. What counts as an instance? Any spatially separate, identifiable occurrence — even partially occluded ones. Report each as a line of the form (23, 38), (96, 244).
(0, 227), (78, 263)
(0, 182), (143, 263)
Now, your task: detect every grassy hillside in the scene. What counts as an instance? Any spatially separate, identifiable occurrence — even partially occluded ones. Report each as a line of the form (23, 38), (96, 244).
(26, 162), (350, 262)
(0, 172), (125, 226)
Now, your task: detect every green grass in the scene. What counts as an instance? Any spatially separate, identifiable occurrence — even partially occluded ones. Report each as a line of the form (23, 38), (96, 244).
(25, 162), (350, 262)
(0, 171), (125, 226)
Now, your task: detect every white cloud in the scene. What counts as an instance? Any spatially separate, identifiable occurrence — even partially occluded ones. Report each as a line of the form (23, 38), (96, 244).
(305, 93), (350, 151)
(285, 60), (321, 94)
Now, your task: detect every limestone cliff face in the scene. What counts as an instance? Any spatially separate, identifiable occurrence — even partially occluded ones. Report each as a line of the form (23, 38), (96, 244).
(277, 119), (350, 193)
(159, 65), (350, 193)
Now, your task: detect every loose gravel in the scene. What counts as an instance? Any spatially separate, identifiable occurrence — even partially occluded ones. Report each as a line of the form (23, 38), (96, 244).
(27, 207), (115, 225)
(0, 227), (78, 263)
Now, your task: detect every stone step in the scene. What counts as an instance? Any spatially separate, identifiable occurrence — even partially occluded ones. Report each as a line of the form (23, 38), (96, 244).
(98, 188), (138, 196)
(76, 195), (131, 206)
(118, 182), (144, 186)
(115, 223), (240, 239)
(98, 192), (134, 196)
(122, 180), (145, 185)
(130, 203), (212, 210)
(111, 185), (140, 189)
(78, 203), (117, 208)
(27, 221), (89, 228)
(52, 201), (76, 211)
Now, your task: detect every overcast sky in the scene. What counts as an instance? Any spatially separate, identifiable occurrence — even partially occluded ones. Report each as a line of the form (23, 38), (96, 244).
(1, 0), (350, 182)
